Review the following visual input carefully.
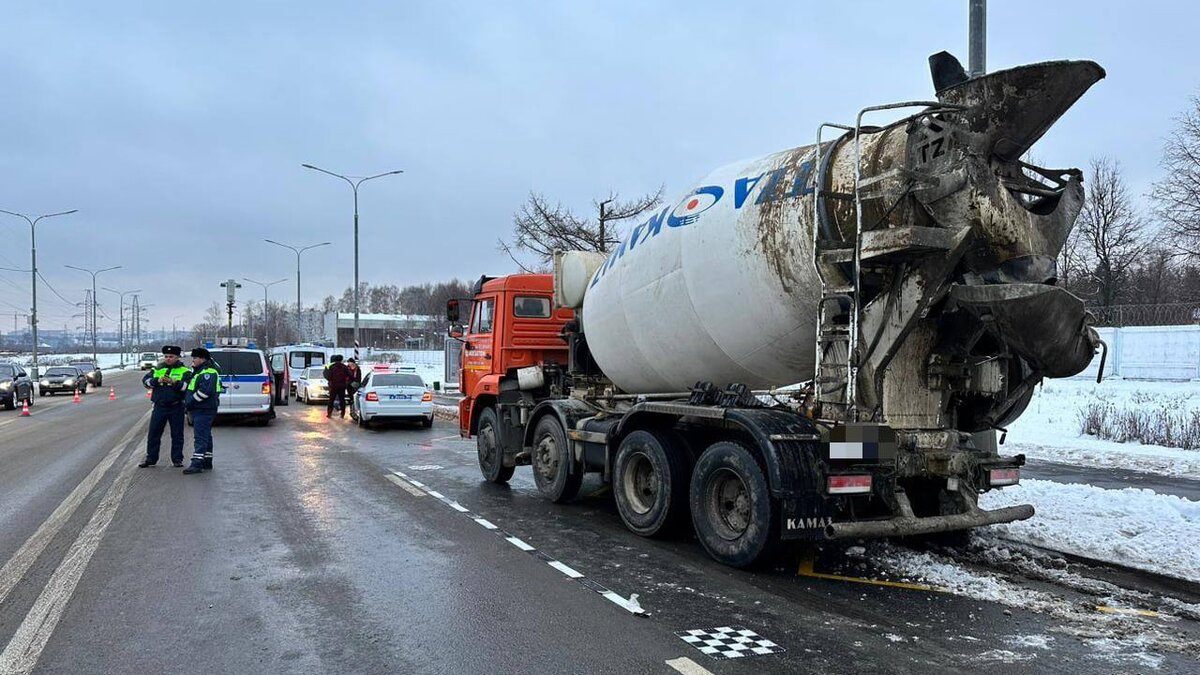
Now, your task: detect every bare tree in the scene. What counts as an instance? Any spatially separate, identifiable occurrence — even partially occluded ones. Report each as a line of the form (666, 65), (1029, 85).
(1151, 95), (1200, 256)
(499, 187), (664, 272)
(1077, 158), (1149, 307)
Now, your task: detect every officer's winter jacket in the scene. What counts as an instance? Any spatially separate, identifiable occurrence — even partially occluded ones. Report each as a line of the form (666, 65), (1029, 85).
(186, 362), (222, 412)
(143, 364), (193, 406)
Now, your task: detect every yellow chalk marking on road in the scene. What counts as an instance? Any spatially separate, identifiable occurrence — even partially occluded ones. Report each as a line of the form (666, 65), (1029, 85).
(796, 551), (945, 593)
(1096, 606), (1160, 617)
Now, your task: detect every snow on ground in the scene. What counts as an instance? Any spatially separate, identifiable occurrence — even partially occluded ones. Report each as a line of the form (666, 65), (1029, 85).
(1008, 378), (1200, 478)
(5, 352), (131, 371)
(980, 479), (1200, 583)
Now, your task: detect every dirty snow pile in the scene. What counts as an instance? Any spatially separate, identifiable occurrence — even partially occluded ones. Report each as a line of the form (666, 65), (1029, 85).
(1007, 378), (1200, 477)
(980, 479), (1200, 583)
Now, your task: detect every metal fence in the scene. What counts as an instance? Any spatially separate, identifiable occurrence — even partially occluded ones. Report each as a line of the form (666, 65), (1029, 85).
(1075, 325), (1200, 380)
(1087, 302), (1200, 327)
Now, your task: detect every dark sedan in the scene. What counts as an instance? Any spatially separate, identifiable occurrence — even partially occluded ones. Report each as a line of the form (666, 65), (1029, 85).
(0, 364), (34, 410)
(70, 361), (103, 387)
(39, 366), (88, 395)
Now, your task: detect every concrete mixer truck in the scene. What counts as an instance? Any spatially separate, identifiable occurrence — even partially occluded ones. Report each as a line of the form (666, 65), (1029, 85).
(447, 53), (1105, 567)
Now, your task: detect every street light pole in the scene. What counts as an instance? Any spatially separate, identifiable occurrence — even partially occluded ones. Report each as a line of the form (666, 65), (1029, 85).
(301, 164), (402, 359)
(264, 240), (330, 343)
(66, 265), (120, 364)
(244, 277), (287, 348)
(0, 208), (78, 379)
(102, 287), (141, 367)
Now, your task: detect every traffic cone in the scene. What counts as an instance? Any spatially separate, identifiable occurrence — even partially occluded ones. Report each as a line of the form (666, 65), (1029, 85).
(73, 389), (81, 404)
(20, 399), (30, 416)
(109, 387), (116, 401)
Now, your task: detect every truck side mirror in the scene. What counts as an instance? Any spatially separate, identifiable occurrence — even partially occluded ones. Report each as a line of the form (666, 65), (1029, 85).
(449, 329), (463, 339)
(446, 299), (460, 323)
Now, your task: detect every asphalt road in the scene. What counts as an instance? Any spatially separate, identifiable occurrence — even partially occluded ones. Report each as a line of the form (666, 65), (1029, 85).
(1, 369), (1197, 674)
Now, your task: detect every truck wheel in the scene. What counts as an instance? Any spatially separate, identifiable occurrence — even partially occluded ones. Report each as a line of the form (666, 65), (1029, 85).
(690, 441), (774, 568)
(476, 407), (513, 484)
(614, 430), (692, 537)
(531, 415), (582, 503)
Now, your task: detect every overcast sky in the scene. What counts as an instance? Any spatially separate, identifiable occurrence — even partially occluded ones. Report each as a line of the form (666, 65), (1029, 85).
(1, 1), (1195, 331)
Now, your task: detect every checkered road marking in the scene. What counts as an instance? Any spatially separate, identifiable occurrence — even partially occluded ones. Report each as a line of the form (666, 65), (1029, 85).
(675, 626), (784, 660)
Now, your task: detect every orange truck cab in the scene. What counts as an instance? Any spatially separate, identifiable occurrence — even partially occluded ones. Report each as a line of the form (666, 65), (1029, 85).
(450, 274), (572, 442)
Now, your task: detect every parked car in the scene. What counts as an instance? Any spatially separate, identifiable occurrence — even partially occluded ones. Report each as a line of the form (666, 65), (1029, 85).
(0, 363), (34, 410)
(70, 361), (103, 387)
(139, 352), (158, 370)
(186, 346), (274, 426)
(295, 366), (329, 404)
(39, 366), (88, 395)
(351, 369), (433, 429)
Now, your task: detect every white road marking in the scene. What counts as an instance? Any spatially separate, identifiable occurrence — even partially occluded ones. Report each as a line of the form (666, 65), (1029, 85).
(384, 474), (425, 497)
(601, 590), (643, 614)
(447, 501), (470, 513)
(426, 490), (447, 500)
(0, 444), (142, 673)
(547, 560), (583, 579)
(666, 657), (716, 675)
(473, 517), (498, 530)
(505, 536), (535, 552)
(408, 479), (425, 488)
(0, 410), (150, 607)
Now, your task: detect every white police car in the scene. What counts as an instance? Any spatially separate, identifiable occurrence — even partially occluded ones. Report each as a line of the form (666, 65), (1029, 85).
(190, 339), (275, 426)
(351, 366), (433, 429)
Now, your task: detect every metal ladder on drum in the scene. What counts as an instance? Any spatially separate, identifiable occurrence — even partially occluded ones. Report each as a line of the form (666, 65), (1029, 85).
(811, 101), (961, 421)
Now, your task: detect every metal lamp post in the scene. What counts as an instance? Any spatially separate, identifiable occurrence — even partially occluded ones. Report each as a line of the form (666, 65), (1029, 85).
(0, 208), (78, 379)
(243, 277), (287, 348)
(264, 240), (330, 343)
(102, 287), (141, 367)
(66, 265), (120, 364)
(301, 163), (402, 358)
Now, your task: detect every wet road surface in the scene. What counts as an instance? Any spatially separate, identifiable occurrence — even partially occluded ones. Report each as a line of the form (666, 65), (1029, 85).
(2, 370), (1197, 674)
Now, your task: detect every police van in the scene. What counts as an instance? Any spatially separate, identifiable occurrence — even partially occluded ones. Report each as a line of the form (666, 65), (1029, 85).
(192, 339), (275, 426)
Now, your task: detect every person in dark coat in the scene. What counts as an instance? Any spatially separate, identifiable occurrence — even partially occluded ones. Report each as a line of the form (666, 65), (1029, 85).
(325, 354), (351, 419)
(183, 347), (221, 474)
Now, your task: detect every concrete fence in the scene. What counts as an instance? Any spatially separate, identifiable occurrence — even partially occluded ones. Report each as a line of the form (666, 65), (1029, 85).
(1075, 325), (1200, 381)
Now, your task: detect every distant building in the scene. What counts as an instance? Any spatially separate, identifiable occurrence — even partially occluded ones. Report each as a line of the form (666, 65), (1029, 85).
(322, 312), (441, 349)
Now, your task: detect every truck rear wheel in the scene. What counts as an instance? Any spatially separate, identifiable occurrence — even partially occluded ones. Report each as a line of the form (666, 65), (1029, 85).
(690, 441), (774, 568)
(531, 415), (582, 503)
(614, 430), (692, 537)
(476, 407), (513, 483)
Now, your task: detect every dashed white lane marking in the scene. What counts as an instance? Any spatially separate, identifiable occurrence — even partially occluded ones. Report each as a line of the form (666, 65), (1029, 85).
(0, 410), (150, 607)
(385, 474), (425, 497)
(547, 560), (583, 579)
(505, 536), (535, 552)
(0, 435), (144, 673)
(665, 656), (716, 675)
(383, 469), (645, 616)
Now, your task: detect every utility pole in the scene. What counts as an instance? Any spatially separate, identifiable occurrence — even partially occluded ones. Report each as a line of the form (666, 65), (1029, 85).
(968, 0), (986, 78)
(220, 279), (241, 340)
(264, 240), (330, 343)
(66, 265), (120, 364)
(244, 277), (287, 348)
(0, 208), (78, 378)
(131, 295), (140, 357)
(301, 163), (403, 360)
(102, 287), (141, 367)
(598, 199), (614, 253)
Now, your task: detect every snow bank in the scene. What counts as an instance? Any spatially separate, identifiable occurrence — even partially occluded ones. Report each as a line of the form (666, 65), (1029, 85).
(1008, 378), (1200, 477)
(981, 479), (1200, 583)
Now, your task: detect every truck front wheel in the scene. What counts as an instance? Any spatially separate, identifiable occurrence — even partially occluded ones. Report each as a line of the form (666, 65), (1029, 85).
(531, 415), (582, 503)
(476, 407), (513, 484)
(614, 430), (692, 537)
(690, 441), (774, 568)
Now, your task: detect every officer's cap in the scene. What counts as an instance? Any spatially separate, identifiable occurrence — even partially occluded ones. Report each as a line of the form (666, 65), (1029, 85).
(162, 345), (182, 356)
(191, 347), (210, 359)
(331, 354), (344, 362)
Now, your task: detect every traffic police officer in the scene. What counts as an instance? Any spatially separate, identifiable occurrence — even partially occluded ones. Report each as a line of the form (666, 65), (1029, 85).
(183, 347), (222, 474)
(138, 345), (192, 468)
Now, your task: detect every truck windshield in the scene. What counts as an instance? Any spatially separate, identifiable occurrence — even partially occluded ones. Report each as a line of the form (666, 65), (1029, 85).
(290, 351), (325, 369)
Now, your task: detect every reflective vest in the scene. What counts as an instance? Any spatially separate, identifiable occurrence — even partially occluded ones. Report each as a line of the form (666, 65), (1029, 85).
(187, 367), (224, 393)
(153, 365), (191, 381)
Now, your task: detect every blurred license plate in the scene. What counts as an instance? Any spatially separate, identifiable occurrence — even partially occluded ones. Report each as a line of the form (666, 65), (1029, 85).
(388, 394), (411, 400)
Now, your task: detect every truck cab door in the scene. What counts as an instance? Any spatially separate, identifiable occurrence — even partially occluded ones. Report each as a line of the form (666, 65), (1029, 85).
(462, 295), (496, 397)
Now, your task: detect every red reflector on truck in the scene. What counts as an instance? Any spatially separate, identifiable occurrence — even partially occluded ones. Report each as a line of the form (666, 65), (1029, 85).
(989, 468), (1020, 486)
(827, 474), (872, 495)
